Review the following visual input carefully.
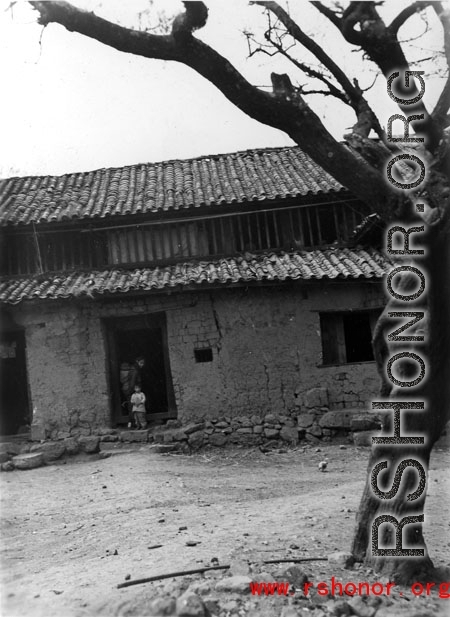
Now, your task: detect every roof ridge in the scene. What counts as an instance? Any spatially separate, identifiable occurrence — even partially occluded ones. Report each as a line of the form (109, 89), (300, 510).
(0, 145), (302, 183)
(0, 145), (346, 226)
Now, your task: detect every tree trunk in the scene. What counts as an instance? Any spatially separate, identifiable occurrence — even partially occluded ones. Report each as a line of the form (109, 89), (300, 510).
(352, 448), (434, 583)
(352, 216), (450, 583)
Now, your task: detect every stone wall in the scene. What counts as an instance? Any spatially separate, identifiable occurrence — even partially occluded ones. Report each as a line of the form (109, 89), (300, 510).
(11, 280), (385, 437)
(144, 401), (384, 449)
(3, 413), (450, 472)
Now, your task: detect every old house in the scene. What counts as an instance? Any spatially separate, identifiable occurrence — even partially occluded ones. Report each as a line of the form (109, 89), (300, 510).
(0, 146), (390, 440)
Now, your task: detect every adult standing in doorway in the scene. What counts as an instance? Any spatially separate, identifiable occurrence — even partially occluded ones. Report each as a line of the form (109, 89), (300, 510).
(128, 356), (145, 393)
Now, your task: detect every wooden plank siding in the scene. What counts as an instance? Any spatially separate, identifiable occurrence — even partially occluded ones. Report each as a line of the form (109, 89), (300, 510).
(1, 201), (370, 276)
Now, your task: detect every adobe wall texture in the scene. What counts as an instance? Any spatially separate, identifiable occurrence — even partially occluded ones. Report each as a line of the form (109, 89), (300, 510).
(166, 283), (384, 421)
(11, 281), (386, 439)
(12, 304), (110, 439)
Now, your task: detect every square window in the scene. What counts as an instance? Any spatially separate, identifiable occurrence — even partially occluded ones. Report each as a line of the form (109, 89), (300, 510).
(320, 310), (380, 365)
(194, 348), (213, 363)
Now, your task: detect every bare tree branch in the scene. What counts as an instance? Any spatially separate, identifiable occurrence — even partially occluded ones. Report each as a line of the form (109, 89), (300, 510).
(312, 1), (444, 154)
(430, 2), (450, 163)
(433, 2), (450, 68)
(258, 29), (348, 103)
(310, 1), (346, 33)
(253, 1), (384, 139)
(30, 1), (178, 58)
(388, 1), (433, 35)
(29, 0), (397, 214)
(432, 72), (450, 130)
(301, 88), (345, 97)
(246, 32), (349, 104)
(336, 1), (365, 46)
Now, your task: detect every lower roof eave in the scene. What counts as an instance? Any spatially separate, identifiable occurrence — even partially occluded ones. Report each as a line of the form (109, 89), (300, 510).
(0, 274), (388, 308)
(0, 248), (392, 306)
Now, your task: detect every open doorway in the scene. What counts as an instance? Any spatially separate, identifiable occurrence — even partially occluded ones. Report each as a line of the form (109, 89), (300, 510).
(0, 329), (31, 436)
(104, 313), (176, 426)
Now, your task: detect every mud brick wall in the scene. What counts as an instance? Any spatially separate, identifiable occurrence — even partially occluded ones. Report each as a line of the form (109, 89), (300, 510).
(12, 303), (109, 439)
(11, 281), (385, 437)
(166, 283), (384, 421)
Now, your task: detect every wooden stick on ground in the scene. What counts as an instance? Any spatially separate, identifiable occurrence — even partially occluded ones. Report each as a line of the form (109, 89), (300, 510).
(117, 557), (328, 589)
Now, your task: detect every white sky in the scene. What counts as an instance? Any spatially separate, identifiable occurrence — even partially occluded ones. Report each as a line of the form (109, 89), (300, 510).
(0, 0), (447, 177)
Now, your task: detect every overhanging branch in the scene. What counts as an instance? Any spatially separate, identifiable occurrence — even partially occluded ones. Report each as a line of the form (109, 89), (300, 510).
(310, 2), (347, 37)
(30, 1), (178, 60)
(312, 1), (445, 155)
(430, 3), (450, 172)
(253, 1), (384, 139)
(260, 31), (348, 104)
(433, 2), (450, 68)
(388, 1), (433, 35)
(28, 1), (403, 214)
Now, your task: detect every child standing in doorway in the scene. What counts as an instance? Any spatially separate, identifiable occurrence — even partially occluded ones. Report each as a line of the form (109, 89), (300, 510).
(130, 385), (147, 430)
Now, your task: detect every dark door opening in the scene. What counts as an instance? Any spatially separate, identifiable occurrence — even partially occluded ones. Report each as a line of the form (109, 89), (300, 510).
(105, 313), (176, 426)
(0, 331), (31, 436)
(343, 312), (374, 363)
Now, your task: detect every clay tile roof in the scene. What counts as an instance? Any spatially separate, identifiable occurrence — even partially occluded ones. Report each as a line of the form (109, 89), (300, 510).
(0, 147), (345, 226)
(0, 248), (391, 305)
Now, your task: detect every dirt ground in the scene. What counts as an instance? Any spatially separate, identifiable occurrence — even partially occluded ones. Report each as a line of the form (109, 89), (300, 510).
(1, 443), (449, 617)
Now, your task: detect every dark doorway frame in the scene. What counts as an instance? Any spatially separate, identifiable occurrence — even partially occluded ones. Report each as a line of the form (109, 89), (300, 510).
(0, 313), (32, 436)
(103, 312), (177, 427)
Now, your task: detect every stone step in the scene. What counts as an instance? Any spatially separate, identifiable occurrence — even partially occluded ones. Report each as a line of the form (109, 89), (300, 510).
(30, 441), (66, 461)
(119, 430), (149, 443)
(319, 409), (383, 431)
(12, 452), (45, 470)
(148, 443), (180, 454)
(0, 442), (22, 456)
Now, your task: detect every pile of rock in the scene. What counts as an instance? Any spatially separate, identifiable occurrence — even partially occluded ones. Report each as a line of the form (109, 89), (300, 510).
(150, 415), (301, 450)
(115, 553), (441, 617)
(0, 434), (102, 471)
(0, 403), (386, 471)
(115, 406), (382, 451)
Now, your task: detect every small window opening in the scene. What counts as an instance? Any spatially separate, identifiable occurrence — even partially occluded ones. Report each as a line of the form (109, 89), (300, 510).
(194, 348), (213, 363)
(320, 310), (380, 365)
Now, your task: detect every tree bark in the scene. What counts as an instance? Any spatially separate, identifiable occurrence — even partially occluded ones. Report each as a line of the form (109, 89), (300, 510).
(352, 212), (450, 582)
